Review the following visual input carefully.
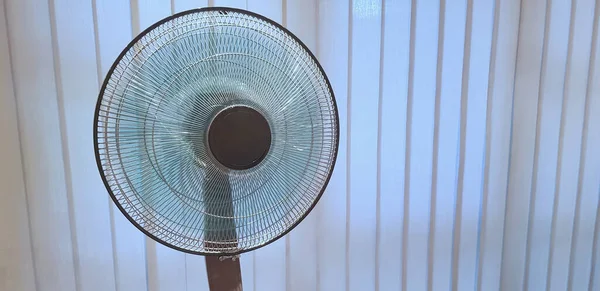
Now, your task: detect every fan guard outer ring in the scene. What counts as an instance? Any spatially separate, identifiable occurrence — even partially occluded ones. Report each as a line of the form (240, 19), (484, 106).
(93, 7), (339, 256)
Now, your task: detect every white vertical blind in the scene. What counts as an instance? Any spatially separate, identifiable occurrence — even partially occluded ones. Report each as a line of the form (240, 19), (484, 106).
(0, 1), (36, 290)
(1, 0), (599, 290)
(348, 1), (382, 290)
(316, 1), (349, 290)
(3, 0), (77, 290)
(51, 0), (117, 290)
(378, 1), (410, 290)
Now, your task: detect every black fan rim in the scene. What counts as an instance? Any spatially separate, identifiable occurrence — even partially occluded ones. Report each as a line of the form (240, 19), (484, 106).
(93, 6), (339, 256)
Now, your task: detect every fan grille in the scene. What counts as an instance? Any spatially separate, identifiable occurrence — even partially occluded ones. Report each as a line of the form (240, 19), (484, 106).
(94, 8), (338, 254)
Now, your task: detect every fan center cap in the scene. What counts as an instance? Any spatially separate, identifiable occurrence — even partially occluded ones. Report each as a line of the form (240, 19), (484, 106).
(208, 106), (271, 170)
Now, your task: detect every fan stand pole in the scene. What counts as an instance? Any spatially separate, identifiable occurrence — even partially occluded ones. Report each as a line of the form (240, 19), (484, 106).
(204, 171), (244, 291)
(206, 256), (243, 291)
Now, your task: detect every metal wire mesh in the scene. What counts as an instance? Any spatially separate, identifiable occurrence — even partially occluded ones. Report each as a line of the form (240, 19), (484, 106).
(94, 8), (338, 255)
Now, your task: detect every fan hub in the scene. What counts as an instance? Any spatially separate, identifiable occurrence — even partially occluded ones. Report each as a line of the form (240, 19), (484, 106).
(208, 106), (271, 170)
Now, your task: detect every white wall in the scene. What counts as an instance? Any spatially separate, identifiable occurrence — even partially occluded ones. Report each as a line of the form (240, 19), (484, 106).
(1, 0), (599, 290)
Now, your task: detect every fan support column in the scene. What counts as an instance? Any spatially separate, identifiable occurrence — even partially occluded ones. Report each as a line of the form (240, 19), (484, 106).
(205, 256), (243, 291)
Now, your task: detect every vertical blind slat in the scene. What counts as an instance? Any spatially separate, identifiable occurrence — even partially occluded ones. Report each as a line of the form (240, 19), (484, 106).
(401, 0), (417, 289)
(378, 0), (412, 289)
(0, 1), (36, 290)
(479, 0), (520, 288)
(315, 0), (350, 290)
(347, 1), (383, 290)
(451, 0), (474, 288)
(456, 0), (495, 288)
(406, 1), (440, 290)
(501, 0), (547, 289)
(576, 3), (600, 291)
(427, 0), (446, 289)
(430, 0), (467, 289)
(374, 1), (386, 289)
(476, 0), (501, 289)
(50, 0), (120, 289)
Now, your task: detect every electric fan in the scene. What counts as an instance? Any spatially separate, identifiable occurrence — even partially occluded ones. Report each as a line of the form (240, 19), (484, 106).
(93, 7), (338, 291)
